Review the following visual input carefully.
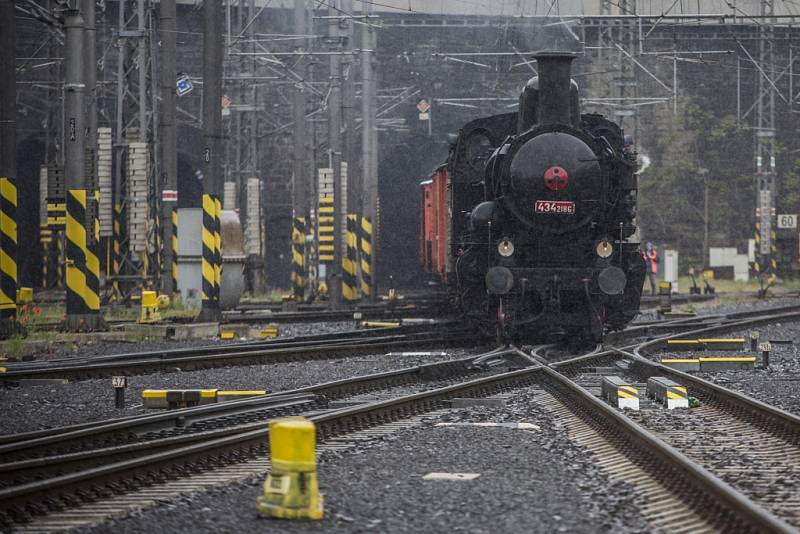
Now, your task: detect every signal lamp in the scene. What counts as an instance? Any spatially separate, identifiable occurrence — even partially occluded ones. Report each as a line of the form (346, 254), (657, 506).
(596, 239), (613, 258)
(498, 239), (515, 257)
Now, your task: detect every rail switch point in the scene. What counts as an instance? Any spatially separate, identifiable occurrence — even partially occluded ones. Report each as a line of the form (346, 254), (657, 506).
(256, 417), (324, 520)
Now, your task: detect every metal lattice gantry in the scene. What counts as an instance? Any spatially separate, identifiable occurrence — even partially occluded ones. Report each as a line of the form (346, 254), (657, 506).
(754, 0), (778, 287)
(112, 0), (159, 300)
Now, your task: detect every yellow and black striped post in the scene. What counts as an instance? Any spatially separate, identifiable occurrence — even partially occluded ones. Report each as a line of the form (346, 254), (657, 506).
(292, 216), (306, 301)
(154, 212), (161, 290)
(56, 233), (64, 289)
(214, 195), (222, 300)
(318, 197), (334, 264)
(83, 190), (101, 319)
(111, 203), (121, 300)
(0, 177), (19, 332)
(64, 189), (89, 327)
(754, 222), (779, 297)
(342, 213), (358, 303)
(172, 209), (178, 294)
(754, 223), (761, 277)
(40, 225), (52, 288)
(360, 215), (373, 300)
(198, 193), (221, 321)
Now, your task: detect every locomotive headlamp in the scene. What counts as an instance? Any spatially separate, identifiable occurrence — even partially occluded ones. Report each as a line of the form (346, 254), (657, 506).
(596, 239), (613, 259)
(498, 239), (515, 257)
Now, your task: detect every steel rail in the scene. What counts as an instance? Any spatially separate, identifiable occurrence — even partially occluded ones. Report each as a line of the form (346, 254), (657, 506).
(1, 356), (794, 532)
(539, 366), (795, 533)
(5, 323), (448, 368)
(0, 355), (484, 460)
(3, 304), (799, 525)
(0, 350), (516, 521)
(0, 328), (472, 381)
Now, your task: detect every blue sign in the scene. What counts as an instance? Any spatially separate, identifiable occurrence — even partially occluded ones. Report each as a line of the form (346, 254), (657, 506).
(176, 75), (193, 96)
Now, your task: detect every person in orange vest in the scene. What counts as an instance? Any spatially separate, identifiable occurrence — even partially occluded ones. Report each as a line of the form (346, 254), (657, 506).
(642, 242), (659, 295)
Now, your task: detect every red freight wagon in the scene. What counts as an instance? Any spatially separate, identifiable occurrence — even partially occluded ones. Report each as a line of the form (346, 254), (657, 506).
(419, 165), (449, 281)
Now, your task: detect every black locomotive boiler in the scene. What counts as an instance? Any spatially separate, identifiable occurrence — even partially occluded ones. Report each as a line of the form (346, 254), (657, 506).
(421, 36), (644, 344)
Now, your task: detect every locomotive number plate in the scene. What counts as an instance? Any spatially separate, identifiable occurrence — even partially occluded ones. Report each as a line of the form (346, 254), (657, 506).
(534, 200), (575, 214)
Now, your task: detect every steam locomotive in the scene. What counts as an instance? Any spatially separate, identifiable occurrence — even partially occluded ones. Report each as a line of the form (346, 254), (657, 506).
(420, 30), (645, 344)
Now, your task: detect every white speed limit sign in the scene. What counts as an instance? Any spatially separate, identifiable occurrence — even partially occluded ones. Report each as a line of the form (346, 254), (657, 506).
(778, 214), (797, 229)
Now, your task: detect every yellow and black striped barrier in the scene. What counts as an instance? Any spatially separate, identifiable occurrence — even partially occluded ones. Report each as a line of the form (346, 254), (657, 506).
(0, 177), (18, 324)
(360, 215), (373, 299)
(172, 209), (178, 294)
(65, 189), (88, 317)
(318, 197), (334, 264)
(291, 216), (306, 300)
(142, 388), (271, 409)
(646, 376), (689, 409)
(342, 213), (358, 303)
(601, 376), (639, 411)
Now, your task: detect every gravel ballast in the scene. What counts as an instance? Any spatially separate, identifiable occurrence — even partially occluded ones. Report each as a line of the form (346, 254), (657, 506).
(80, 387), (649, 534)
(0, 348), (473, 436)
(691, 321), (800, 415)
(27, 321), (357, 361)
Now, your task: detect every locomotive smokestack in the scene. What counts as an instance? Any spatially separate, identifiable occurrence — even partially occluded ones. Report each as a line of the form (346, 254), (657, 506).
(534, 54), (575, 126)
(525, 21), (583, 127)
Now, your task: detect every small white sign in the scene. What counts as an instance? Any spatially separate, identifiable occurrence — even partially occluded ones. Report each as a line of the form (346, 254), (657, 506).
(176, 75), (193, 96)
(778, 214), (797, 229)
(759, 342), (772, 352)
(112, 376), (127, 388)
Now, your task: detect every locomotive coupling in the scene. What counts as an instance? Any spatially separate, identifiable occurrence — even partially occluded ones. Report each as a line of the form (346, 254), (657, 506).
(256, 417), (324, 520)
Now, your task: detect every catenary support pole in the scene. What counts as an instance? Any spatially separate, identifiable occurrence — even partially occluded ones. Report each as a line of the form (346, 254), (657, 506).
(291, 0), (308, 302)
(198, 0), (223, 322)
(328, 1), (343, 309)
(340, 0), (359, 304)
(63, 10), (97, 331)
(0, 0), (21, 337)
(82, 0), (104, 328)
(160, 0), (177, 297)
(360, 1), (377, 301)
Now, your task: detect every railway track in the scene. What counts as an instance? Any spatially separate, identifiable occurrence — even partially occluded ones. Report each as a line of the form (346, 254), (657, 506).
(1, 339), (794, 532)
(0, 348), (520, 530)
(0, 324), (470, 381)
(3, 304), (800, 531)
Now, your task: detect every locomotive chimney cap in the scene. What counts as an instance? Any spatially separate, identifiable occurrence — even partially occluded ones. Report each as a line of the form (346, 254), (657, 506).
(531, 20), (583, 58)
